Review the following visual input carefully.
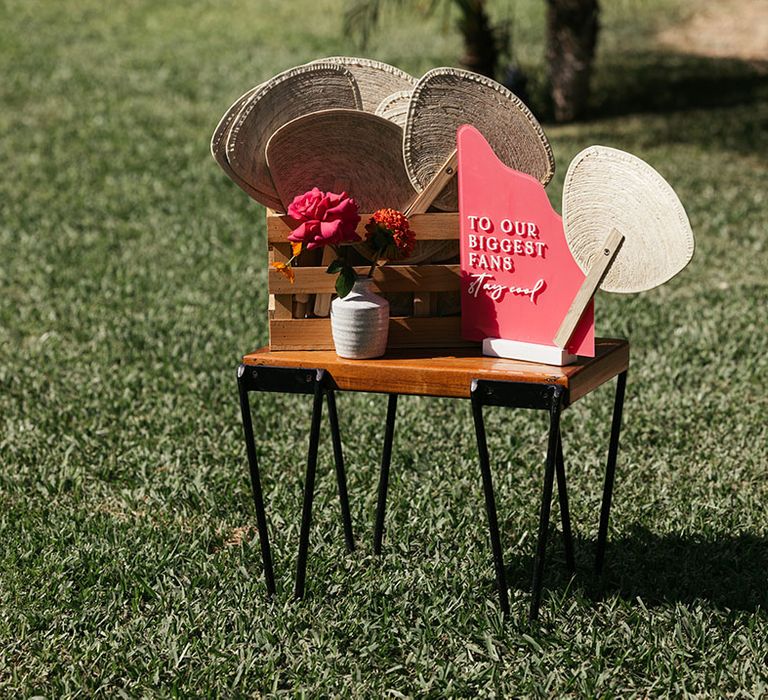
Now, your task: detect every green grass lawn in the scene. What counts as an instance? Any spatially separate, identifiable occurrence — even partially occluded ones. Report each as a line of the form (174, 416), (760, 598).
(2, 0), (767, 695)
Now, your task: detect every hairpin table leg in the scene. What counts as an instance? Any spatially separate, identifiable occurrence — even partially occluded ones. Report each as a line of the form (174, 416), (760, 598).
(294, 373), (325, 598)
(373, 394), (398, 555)
(237, 366), (276, 596)
(529, 387), (565, 620)
(471, 389), (510, 617)
(595, 370), (627, 574)
(326, 390), (355, 552)
(555, 430), (576, 573)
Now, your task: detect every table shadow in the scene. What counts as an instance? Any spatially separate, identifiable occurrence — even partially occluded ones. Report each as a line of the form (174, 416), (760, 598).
(503, 523), (768, 613)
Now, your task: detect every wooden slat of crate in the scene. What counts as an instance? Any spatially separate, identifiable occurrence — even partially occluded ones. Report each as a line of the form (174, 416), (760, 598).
(268, 264), (460, 295)
(269, 242), (293, 320)
(266, 209), (462, 351)
(267, 211), (459, 242)
(270, 317), (475, 351)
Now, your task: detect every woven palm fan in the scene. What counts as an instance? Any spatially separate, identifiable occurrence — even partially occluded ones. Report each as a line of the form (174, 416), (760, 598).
(374, 90), (411, 127)
(554, 145), (695, 348)
(226, 63), (362, 211)
(404, 67), (555, 211)
(210, 84), (266, 203)
(266, 108), (416, 213)
(311, 56), (416, 112)
(375, 89), (458, 266)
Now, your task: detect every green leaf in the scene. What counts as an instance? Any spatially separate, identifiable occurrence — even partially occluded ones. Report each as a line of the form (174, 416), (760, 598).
(326, 259), (344, 274)
(335, 266), (356, 298)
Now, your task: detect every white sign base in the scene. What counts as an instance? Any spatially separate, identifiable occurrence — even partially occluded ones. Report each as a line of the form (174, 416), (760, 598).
(482, 337), (577, 366)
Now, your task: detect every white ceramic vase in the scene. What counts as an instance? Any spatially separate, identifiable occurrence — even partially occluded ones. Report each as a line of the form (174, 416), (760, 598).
(330, 277), (389, 359)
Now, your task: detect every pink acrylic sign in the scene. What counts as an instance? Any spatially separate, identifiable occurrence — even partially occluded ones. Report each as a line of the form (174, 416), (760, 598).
(457, 125), (595, 357)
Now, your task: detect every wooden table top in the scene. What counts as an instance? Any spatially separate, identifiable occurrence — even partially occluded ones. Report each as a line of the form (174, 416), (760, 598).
(242, 338), (628, 403)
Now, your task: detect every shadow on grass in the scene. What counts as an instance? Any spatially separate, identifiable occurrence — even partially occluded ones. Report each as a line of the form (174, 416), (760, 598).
(527, 50), (768, 159)
(505, 524), (768, 612)
(531, 50), (768, 152)
(590, 51), (768, 120)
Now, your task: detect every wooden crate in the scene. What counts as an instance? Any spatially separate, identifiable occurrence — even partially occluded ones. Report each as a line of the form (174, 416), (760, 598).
(266, 209), (475, 351)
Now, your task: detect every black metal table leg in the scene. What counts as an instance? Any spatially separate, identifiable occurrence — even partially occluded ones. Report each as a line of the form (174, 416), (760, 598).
(595, 370), (627, 574)
(471, 388), (511, 617)
(294, 372), (326, 598)
(555, 430), (576, 573)
(529, 386), (565, 620)
(237, 366), (276, 596)
(238, 356), (626, 618)
(373, 394), (398, 554)
(326, 390), (355, 553)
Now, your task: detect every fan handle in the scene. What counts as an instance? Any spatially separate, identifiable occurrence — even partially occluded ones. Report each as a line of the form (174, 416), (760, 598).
(553, 228), (624, 349)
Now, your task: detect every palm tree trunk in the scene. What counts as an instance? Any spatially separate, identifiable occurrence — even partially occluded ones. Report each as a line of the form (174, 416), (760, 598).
(546, 0), (600, 122)
(456, 0), (499, 79)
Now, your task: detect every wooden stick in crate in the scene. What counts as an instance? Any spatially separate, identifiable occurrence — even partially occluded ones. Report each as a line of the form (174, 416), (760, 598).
(405, 149), (458, 316)
(313, 247), (335, 317)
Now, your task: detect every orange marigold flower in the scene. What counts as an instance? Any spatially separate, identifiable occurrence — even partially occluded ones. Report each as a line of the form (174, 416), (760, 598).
(291, 241), (303, 257)
(365, 208), (416, 259)
(371, 208), (409, 232)
(270, 261), (295, 284)
(391, 228), (416, 256)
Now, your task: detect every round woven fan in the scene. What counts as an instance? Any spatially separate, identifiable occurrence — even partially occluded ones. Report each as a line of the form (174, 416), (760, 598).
(374, 90), (411, 127)
(404, 67), (555, 211)
(562, 146), (695, 293)
(211, 84), (260, 164)
(210, 85), (269, 203)
(376, 89), (460, 263)
(226, 63), (362, 210)
(311, 57), (416, 112)
(266, 108), (416, 213)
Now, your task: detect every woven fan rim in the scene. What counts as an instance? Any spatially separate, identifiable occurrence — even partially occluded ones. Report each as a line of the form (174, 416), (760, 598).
(403, 66), (555, 206)
(562, 144), (695, 293)
(225, 63), (363, 208)
(265, 107), (416, 213)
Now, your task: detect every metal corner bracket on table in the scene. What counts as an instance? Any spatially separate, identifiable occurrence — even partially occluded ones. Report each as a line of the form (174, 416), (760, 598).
(237, 362), (627, 621)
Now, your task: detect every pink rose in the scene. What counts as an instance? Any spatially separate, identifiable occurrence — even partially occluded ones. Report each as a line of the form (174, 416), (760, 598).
(287, 187), (326, 221)
(287, 188), (361, 249)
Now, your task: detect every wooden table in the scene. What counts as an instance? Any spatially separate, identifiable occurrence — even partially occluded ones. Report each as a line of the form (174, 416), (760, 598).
(237, 338), (629, 620)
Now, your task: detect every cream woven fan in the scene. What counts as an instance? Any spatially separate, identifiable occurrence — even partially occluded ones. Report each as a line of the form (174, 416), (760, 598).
(265, 108), (416, 213)
(374, 90), (412, 127)
(311, 57), (416, 112)
(404, 67), (555, 211)
(376, 88), (461, 264)
(554, 145), (695, 347)
(211, 84), (260, 164)
(562, 145), (694, 293)
(210, 85), (265, 202)
(226, 63), (362, 211)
